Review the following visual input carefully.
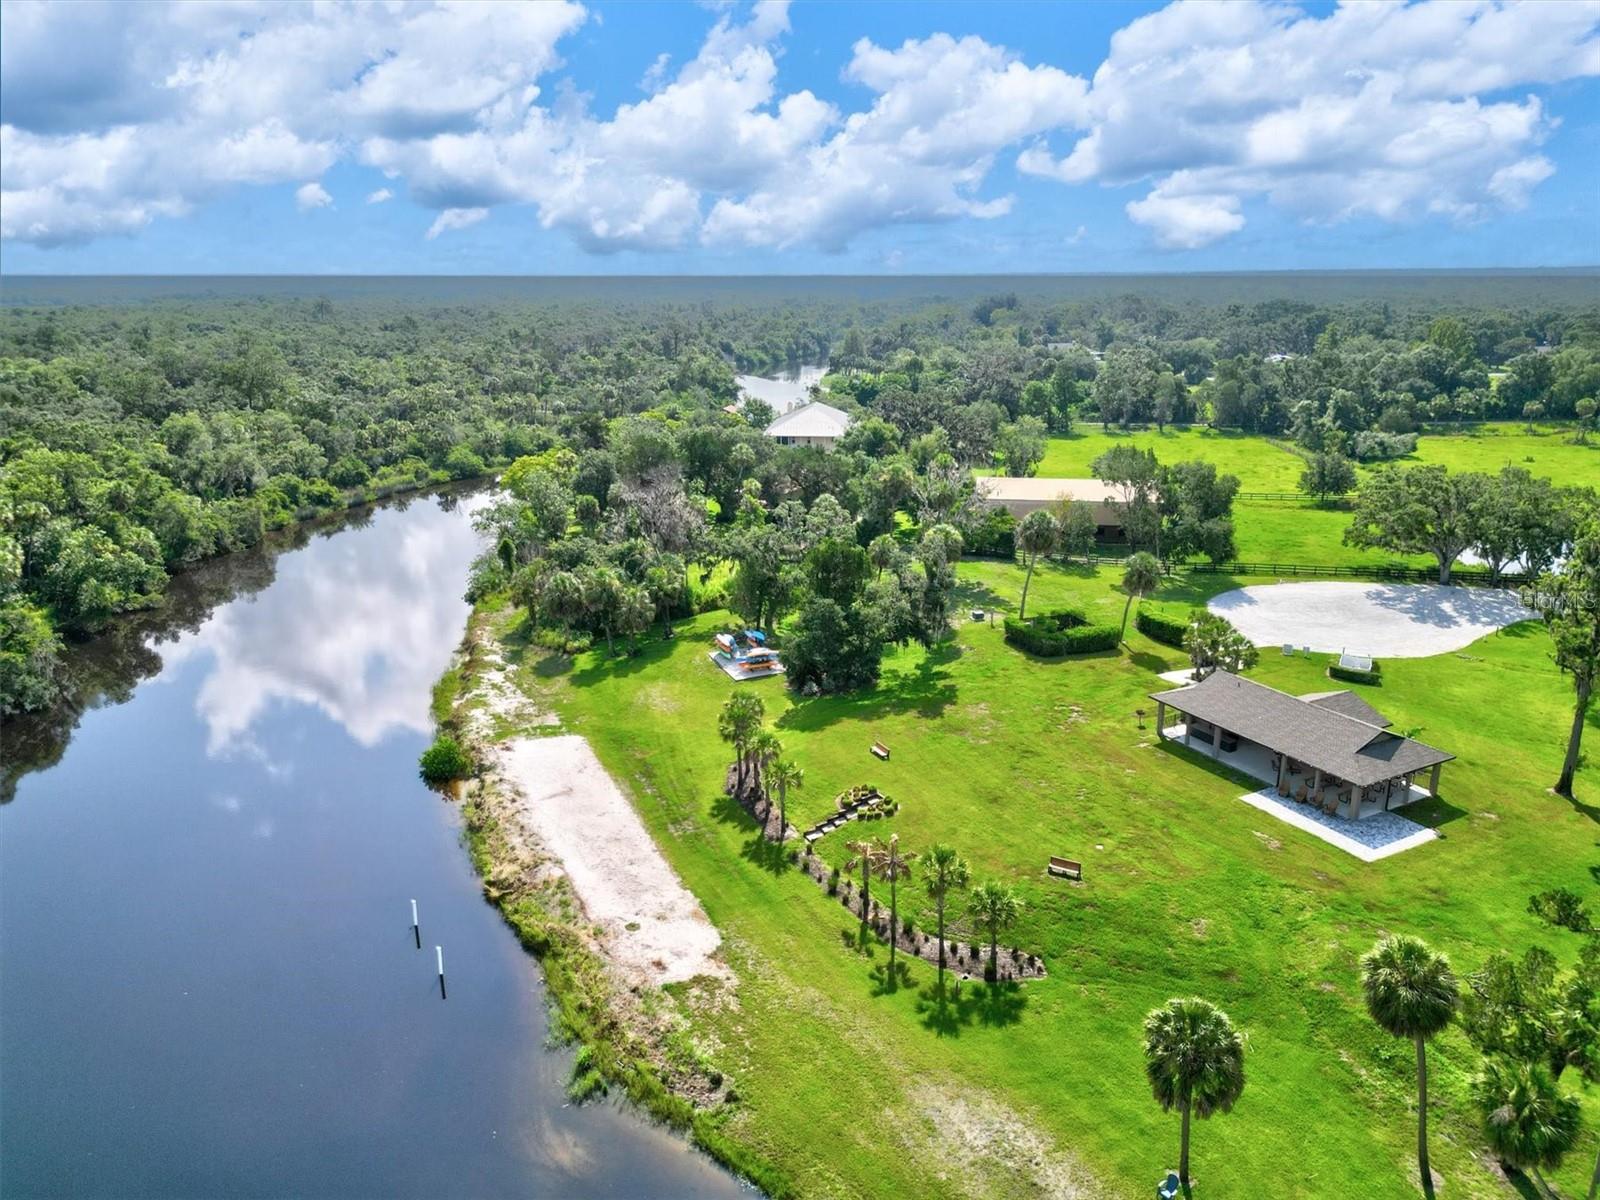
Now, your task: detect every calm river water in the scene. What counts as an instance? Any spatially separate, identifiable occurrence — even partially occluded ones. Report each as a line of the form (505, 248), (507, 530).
(0, 490), (744, 1199)
(734, 364), (825, 414)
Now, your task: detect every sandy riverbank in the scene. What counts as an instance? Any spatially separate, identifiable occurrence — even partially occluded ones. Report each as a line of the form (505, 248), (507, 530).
(497, 735), (728, 988)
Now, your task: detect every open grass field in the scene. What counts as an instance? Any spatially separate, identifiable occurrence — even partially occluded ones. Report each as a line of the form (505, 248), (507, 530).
(1404, 422), (1600, 479)
(1000, 423), (1594, 571)
(993, 426), (1309, 490)
(484, 555), (1600, 1199)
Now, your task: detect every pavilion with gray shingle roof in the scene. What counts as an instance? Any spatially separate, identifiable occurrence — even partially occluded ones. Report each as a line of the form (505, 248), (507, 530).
(1148, 671), (1452, 818)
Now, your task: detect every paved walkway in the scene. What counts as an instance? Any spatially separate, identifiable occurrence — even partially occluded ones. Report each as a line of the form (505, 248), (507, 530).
(1207, 581), (1535, 657)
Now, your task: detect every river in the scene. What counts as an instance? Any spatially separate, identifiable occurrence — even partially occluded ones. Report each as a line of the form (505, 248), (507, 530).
(734, 363), (826, 415)
(0, 489), (745, 1199)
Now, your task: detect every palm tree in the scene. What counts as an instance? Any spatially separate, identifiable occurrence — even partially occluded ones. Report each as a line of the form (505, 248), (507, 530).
(1119, 551), (1162, 644)
(922, 843), (971, 991)
(1475, 1057), (1581, 1199)
(967, 881), (1022, 983)
(716, 692), (764, 794)
(868, 533), (899, 579)
(1016, 509), (1059, 621)
(844, 837), (875, 924)
(1362, 935), (1459, 1193)
(766, 758), (803, 843)
(871, 835), (916, 976)
(749, 728), (781, 813)
(1143, 997), (1246, 1189)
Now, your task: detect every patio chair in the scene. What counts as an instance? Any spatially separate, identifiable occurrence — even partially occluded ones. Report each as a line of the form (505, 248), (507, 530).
(1158, 1171), (1182, 1200)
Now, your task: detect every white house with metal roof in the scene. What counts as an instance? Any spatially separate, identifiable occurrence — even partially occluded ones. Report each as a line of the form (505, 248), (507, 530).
(764, 400), (852, 451)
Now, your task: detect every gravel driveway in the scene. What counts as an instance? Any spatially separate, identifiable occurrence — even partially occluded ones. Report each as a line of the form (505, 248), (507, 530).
(1206, 581), (1537, 657)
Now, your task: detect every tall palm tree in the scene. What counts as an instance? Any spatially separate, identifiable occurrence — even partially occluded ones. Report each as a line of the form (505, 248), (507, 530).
(1362, 935), (1459, 1193)
(749, 728), (781, 812)
(922, 844), (971, 991)
(1119, 551), (1162, 644)
(967, 880), (1022, 984)
(766, 758), (803, 843)
(1143, 997), (1247, 1189)
(844, 837), (875, 924)
(871, 835), (916, 976)
(1016, 509), (1060, 621)
(716, 692), (764, 794)
(1474, 1057), (1581, 1199)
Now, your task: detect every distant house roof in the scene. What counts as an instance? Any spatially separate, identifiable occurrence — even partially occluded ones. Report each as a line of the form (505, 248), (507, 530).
(974, 477), (1120, 505)
(1149, 671), (1450, 787)
(765, 400), (851, 439)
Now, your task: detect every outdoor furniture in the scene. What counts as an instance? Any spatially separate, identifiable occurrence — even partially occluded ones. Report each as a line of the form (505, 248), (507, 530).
(971, 608), (985, 621)
(1048, 856), (1082, 880)
(870, 741), (891, 760)
(1282, 643), (1294, 656)
(1158, 1172), (1181, 1200)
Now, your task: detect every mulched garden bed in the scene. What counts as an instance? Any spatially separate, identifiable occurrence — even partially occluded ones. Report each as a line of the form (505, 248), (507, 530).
(798, 848), (1047, 983)
(724, 765), (1047, 982)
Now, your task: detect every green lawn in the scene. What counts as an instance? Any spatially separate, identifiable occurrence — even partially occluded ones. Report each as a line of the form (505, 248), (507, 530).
(999, 427), (1309, 490)
(999, 423), (1596, 570)
(1406, 422), (1600, 479)
(487, 558), (1600, 1199)
(1016, 422), (1594, 489)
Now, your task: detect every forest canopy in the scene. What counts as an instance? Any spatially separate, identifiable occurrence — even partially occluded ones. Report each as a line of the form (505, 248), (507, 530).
(2, 274), (1597, 714)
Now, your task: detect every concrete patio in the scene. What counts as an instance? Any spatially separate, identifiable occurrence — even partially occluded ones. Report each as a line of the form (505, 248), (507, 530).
(1161, 722), (1430, 817)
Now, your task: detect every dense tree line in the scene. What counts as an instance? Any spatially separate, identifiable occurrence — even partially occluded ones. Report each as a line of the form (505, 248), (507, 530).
(4, 279), (1595, 712)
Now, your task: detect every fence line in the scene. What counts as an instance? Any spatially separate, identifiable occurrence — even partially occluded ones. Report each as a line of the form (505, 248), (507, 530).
(1184, 561), (1529, 588)
(1234, 491), (1352, 503)
(972, 547), (1530, 589)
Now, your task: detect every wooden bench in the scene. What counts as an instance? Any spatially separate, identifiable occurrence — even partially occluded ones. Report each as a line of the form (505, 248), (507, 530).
(870, 741), (890, 761)
(1048, 856), (1082, 880)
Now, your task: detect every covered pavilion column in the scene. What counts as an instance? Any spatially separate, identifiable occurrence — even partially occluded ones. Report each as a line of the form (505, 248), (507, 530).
(1429, 762), (1442, 798)
(1156, 700), (1167, 741)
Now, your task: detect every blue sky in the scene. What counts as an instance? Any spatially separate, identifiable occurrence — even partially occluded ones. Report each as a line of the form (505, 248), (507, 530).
(2, 0), (1597, 275)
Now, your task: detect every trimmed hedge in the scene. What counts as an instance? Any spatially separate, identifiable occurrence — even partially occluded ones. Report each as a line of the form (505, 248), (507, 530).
(1135, 607), (1190, 648)
(1004, 607), (1121, 657)
(1328, 661), (1382, 686)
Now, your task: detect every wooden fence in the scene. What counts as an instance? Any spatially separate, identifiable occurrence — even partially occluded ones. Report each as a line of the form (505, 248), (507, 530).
(1185, 561), (1529, 588)
(1234, 491), (1352, 503)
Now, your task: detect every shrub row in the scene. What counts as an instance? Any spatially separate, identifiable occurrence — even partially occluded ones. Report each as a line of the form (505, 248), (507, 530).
(1004, 607), (1121, 657)
(1135, 607), (1190, 648)
(1328, 661), (1382, 686)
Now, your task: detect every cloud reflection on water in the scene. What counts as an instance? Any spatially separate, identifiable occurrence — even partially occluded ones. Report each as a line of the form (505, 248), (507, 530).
(162, 494), (488, 760)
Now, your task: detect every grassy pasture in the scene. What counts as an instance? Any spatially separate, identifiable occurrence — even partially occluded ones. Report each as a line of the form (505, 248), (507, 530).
(1001, 424), (1594, 570)
(485, 554), (1600, 1199)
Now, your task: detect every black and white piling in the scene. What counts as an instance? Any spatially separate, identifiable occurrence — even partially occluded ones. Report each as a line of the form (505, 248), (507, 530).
(436, 945), (446, 1000)
(411, 898), (420, 948)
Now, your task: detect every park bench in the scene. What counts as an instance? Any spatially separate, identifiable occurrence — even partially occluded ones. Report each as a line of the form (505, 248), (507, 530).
(1048, 856), (1082, 880)
(870, 741), (890, 761)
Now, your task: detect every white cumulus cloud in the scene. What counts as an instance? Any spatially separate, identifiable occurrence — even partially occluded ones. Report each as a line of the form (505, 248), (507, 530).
(425, 206), (489, 239)
(2, 0), (1596, 254)
(295, 181), (333, 212)
(1018, 0), (1600, 247)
